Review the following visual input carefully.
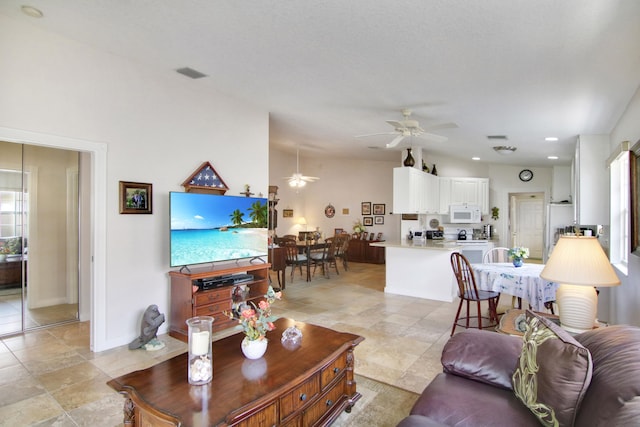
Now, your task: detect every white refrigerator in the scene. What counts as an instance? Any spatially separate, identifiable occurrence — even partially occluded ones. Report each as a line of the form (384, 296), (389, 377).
(544, 203), (574, 262)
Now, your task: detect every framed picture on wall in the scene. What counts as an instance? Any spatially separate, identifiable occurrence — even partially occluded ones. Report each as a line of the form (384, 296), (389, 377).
(119, 181), (153, 214)
(361, 202), (371, 215)
(283, 209), (294, 218)
(374, 216), (384, 225)
(363, 216), (373, 226)
(373, 203), (385, 215)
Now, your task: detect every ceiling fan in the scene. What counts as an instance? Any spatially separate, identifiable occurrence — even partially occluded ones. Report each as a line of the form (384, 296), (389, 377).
(356, 109), (455, 148)
(283, 147), (319, 188)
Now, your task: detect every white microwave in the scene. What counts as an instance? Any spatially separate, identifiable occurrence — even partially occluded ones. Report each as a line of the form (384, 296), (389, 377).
(449, 204), (481, 223)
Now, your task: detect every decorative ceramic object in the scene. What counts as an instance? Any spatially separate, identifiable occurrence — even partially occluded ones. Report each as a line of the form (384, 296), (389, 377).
(431, 164), (438, 176)
(187, 316), (214, 385)
(513, 257), (523, 268)
(241, 337), (268, 359)
(403, 148), (415, 167)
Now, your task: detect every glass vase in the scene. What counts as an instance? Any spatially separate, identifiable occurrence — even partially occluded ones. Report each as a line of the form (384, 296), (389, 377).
(187, 316), (214, 385)
(512, 257), (523, 268)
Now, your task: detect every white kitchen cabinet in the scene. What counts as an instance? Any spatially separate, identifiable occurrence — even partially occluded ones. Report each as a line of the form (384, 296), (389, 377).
(438, 177), (451, 214)
(439, 177), (490, 215)
(393, 167), (424, 213)
(393, 167), (439, 213)
(423, 172), (440, 213)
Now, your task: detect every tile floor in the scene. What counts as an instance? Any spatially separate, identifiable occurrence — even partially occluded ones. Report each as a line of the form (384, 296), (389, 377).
(0, 261), (502, 426)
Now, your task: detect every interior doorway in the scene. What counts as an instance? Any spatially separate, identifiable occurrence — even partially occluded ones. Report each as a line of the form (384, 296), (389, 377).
(0, 141), (79, 335)
(509, 192), (544, 260)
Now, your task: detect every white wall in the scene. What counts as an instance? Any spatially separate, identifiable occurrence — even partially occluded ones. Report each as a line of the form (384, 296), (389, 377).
(270, 149), (400, 241)
(0, 16), (269, 350)
(608, 85), (640, 326)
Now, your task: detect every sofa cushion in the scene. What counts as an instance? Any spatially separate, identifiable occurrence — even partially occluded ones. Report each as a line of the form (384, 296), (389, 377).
(512, 310), (592, 427)
(441, 329), (523, 390)
(410, 373), (540, 427)
(573, 325), (640, 426)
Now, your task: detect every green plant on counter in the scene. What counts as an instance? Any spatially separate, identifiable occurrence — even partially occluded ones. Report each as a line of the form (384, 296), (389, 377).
(491, 206), (499, 220)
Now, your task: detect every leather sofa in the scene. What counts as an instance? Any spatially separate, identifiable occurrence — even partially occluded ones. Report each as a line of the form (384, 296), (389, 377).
(398, 311), (640, 427)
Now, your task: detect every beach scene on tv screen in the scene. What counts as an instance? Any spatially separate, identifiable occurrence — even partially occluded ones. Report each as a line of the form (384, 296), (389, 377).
(170, 193), (268, 266)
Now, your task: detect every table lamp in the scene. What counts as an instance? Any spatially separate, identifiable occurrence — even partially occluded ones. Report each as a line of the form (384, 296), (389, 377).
(540, 236), (620, 333)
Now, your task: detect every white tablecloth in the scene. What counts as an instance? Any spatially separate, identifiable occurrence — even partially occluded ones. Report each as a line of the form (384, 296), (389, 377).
(471, 262), (559, 312)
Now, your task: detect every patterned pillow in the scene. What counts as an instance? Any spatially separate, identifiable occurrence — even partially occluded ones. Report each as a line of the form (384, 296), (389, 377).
(512, 310), (593, 427)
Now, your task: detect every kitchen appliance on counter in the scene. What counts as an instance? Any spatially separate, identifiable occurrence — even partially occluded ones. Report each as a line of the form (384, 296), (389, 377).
(483, 224), (493, 239)
(458, 230), (468, 240)
(426, 230), (444, 240)
(449, 204), (481, 224)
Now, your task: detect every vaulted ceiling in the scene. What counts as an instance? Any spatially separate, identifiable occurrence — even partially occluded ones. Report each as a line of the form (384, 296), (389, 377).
(2, 1), (639, 166)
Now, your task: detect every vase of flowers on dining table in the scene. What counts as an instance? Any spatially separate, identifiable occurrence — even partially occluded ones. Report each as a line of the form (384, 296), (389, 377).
(508, 247), (529, 267)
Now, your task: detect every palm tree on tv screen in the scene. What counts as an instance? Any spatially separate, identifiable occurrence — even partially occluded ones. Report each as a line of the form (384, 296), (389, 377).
(230, 209), (244, 226)
(249, 201), (268, 228)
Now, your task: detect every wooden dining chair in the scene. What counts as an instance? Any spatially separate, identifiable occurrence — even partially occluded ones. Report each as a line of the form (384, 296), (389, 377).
(310, 236), (340, 278)
(281, 238), (307, 281)
(335, 234), (350, 271)
(450, 252), (500, 336)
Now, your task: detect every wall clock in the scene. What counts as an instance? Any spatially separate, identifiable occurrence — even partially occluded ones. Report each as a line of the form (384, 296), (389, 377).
(519, 169), (533, 182)
(324, 204), (335, 218)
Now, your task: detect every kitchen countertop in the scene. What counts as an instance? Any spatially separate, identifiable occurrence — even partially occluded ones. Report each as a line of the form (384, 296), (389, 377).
(370, 239), (463, 250)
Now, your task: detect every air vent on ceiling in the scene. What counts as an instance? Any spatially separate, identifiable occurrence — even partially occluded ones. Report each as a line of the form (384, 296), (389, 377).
(176, 67), (208, 79)
(487, 135), (508, 140)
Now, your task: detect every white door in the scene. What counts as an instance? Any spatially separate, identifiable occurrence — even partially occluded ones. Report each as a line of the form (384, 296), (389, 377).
(512, 193), (544, 259)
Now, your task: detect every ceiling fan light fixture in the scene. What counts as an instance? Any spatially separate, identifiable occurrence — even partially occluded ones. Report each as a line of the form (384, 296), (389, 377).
(289, 178), (306, 188)
(493, 145), (517, 155)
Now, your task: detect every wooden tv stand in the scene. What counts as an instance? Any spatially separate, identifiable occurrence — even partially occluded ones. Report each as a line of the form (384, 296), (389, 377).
(168, 261), (271, 341)
(108, 318), (364, 426)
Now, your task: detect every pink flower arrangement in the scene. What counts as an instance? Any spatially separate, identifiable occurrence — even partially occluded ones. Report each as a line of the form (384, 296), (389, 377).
(226, 286), (281, 341)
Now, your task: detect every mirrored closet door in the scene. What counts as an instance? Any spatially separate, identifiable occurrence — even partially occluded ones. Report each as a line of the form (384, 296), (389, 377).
(0, 141), (79, 335)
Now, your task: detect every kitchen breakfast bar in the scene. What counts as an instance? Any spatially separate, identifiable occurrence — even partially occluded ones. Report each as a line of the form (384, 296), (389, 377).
(370, 240), (462, 302)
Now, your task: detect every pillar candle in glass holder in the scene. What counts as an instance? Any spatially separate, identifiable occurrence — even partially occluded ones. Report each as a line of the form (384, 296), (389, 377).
(186, 316), (214, 385)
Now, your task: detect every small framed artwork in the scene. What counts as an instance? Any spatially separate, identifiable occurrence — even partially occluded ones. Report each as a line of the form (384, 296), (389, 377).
(119, 181), (152, 214)
(402, 214), (418, 220)
(374, 216), (384, 225)
(334, 228), (344, 235)
(283, 209), (294, 218)
(342, 208), (350, 215)
(363, 216), (373, 226)
(361, 202), (371, 215)
(373, 203), (386, 215)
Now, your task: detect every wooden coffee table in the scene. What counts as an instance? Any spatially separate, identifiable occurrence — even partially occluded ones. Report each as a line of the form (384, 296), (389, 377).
(108, 318), (364, 426)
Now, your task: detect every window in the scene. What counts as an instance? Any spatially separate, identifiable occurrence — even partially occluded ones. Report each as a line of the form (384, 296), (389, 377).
(609, 149), (629, 273)
(0, 169), (27, 238)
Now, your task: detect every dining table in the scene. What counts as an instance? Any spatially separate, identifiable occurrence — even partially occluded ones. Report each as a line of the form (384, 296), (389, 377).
(471, 262), (559, 312)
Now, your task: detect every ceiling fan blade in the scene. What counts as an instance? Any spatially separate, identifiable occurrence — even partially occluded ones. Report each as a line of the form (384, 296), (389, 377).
(386, 134), (406, 148)
(355, 132), (397, 138)
(302, 176), (320, 181)
(416, 133), (448, 143)
(386, 120), (405, 129)
(424, 122), (458, 131)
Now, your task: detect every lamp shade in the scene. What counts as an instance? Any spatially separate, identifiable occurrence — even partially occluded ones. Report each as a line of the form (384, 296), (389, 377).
(296, 217), (307, 226)
(540, 236), (620, 287)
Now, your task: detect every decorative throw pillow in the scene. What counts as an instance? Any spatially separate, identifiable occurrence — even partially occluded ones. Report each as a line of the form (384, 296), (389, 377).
(512, 310), (593, 427)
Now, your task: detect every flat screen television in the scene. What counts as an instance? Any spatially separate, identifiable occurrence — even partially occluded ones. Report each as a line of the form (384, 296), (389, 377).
(170, 192), (268, 267)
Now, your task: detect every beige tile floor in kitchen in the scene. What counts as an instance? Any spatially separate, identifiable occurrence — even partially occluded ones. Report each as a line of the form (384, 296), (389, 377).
(0, 260), (530, 426)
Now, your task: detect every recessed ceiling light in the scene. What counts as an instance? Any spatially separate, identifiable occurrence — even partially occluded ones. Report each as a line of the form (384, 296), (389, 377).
(472, 157), (480, 161)
(547, 156), (559, 160)
(21, 5), (43, 18)
(545, 137), (559, 142)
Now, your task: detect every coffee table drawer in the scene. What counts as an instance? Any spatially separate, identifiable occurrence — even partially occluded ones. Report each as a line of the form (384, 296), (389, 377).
(304, 375), (347, 426)
(280, 374), (320, 420)
(233, 402), (277, 427)
(321, 352), (347, 389)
